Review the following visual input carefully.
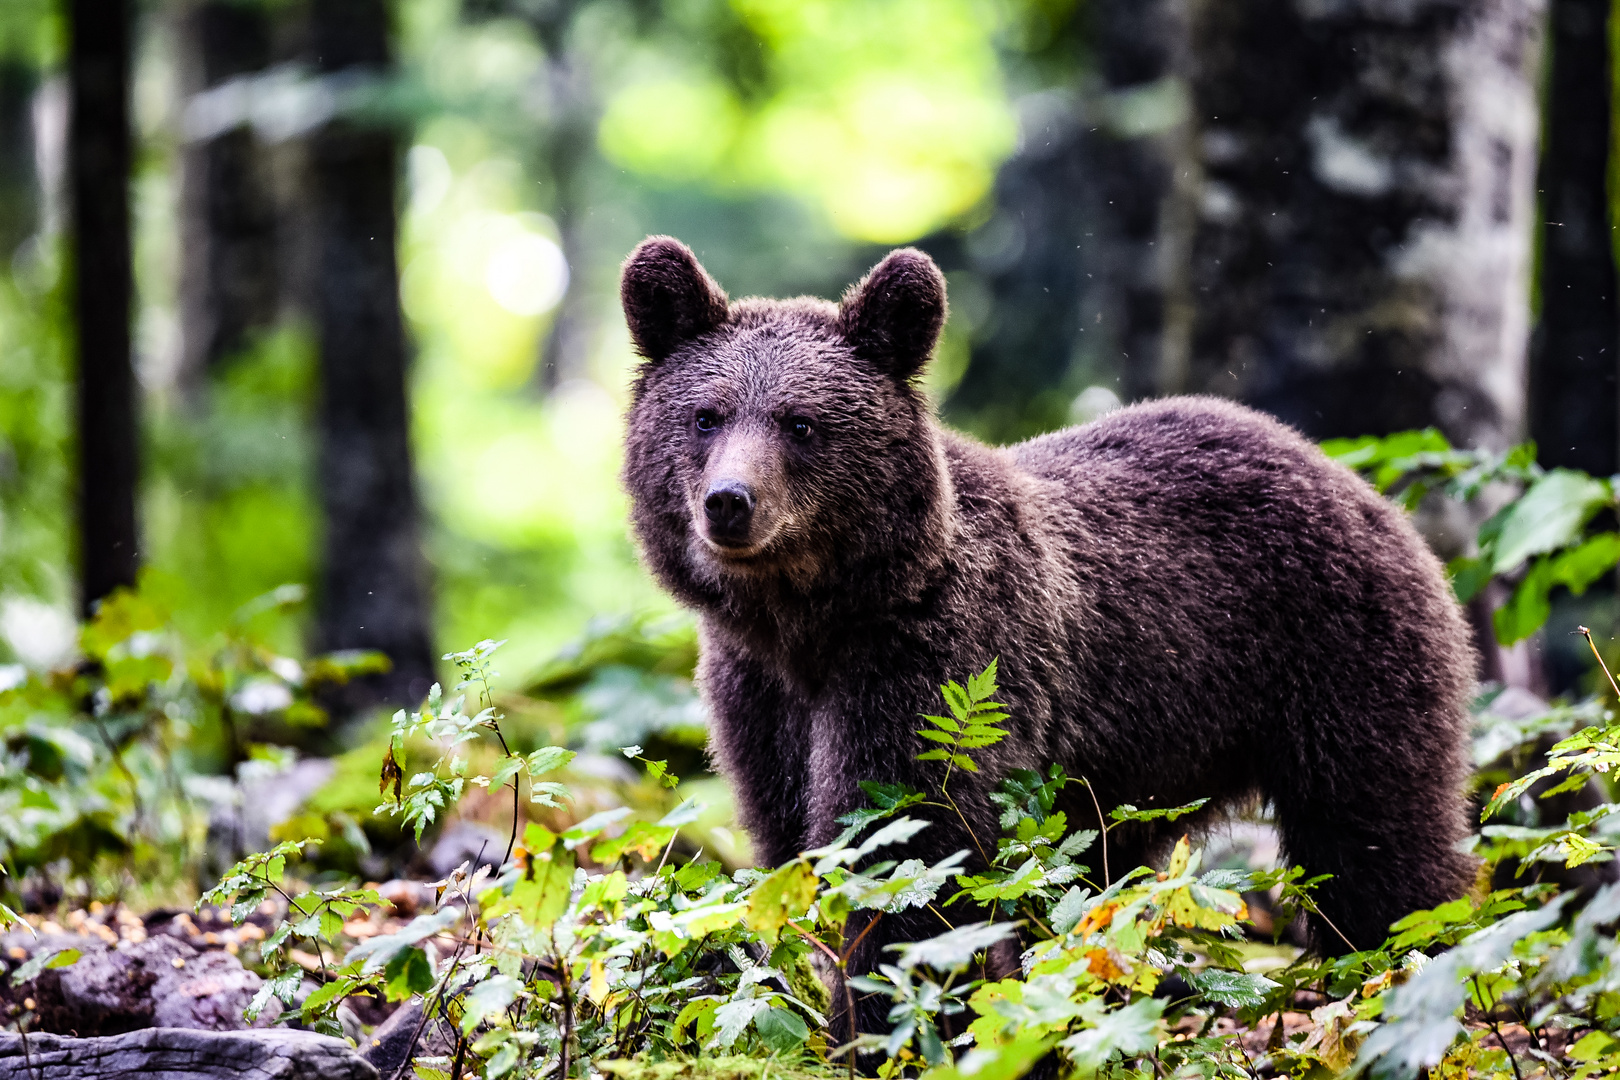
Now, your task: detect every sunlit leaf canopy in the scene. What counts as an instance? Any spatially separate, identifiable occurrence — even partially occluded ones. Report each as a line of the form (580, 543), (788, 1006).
(380, 0), (1026, 671)
(599, 0), (1016, 242)
(0, 0), (1045, 680)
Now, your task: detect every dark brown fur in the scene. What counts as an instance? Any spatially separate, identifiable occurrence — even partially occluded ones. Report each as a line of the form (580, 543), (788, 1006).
(620, 237), (1478, 1029)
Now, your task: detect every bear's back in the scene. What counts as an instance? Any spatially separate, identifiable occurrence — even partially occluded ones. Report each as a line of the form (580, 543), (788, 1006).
(1009, 395), (1413, 574)
(988, 395), (1472, 782)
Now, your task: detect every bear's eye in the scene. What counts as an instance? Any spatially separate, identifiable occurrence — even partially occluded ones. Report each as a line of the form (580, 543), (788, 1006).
(695, 410), (720, 433)
(786, 418), (813, 441)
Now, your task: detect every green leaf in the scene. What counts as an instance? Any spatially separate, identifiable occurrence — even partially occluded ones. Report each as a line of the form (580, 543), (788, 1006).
(916, 729), (958, 745)
(526, 746), (575, 775)
(1491, 469), (1611, 574)
(247, 968), (302, 1021)
(346, 907), (462, 972)
(1059, 996), (1166, 1071)
(1447, 555), (1494, 605)
(1050, 886), (1091, 934)
(917, 749), (950, 763)
(888, 920), (1020, 972)
(299, 978), (350, 1017)
(1494, 558), (1555, 645)
(920, 713), (960, 733)
(481, 848), (575, 930)
(562, 807), (632, 849)
(1550, 532), (1620, 595)
(591, 821), (676, 863)
(952, 754), (979, 772)
(383, 946), (435, 1000)
(657, 798), (702, 827)
(1568, 1031), (1619, 1062)
(1185, 968), (1280, 1009)
(461, 974), (522, 1034)
(755, 1006), (809, 1053)
(530, 781), (570, 808)
(484, 1042), (521, 1079)
(487, 755), (524, 790)
(11, 947), (81, 985)
(967, 658), (999, 702)
(711, 998), (770, 1049)
(1109, 799), (1209, 824)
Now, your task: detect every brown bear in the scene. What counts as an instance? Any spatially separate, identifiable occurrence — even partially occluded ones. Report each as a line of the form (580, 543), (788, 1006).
(619, 236), (1477, 1026)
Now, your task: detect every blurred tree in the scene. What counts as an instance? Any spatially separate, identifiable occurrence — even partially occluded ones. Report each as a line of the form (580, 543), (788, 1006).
(1530, 0), (1618, 477)
(68, 0), (138, 614)
(300, 0), (435, 708)
(1172, 0), (1544, 453)
(942, 0), (1185, 439)
(1526, 0), (1618, 697)
(493, 0), (596, 391)
(176, 0), (280, 393)
(0, 61), (37, 255)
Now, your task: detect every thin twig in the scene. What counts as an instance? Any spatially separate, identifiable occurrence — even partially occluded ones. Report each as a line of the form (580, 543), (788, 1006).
(936, 789), (991, 868)
(1297, 894), (1358, 955)
(1577, 627), (1620, 702)
(17, 1018), (37, 1080)
(1081, 777), (1110, 886)
(1474, 974), (1525, 1080)
(786, 921), (858, 1080)
(839, 911), (885, 966)
(653, 827), (680, 876)
(389, 944), (468, 1080)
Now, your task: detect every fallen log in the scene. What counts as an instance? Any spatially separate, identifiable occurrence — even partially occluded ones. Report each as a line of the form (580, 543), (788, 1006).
(0, 1027), (378, 1079)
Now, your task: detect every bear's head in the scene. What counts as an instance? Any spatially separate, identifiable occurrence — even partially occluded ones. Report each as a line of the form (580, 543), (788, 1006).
(621, 236), (954, 614)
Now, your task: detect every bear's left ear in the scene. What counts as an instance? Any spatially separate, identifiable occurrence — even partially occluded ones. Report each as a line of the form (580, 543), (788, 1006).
(836, 248), (947, 381)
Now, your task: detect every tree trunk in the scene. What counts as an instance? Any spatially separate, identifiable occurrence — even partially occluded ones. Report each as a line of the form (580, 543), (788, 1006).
(526, 0), (592, 391)
(68, 0), (138, 615)
(177, 0), (280, 392)
(943, 0), (1184, 439)
(302, 0), (435, 709)
(1175, 0), (1545, 452)
(0, 61), (38, 257)
(1529, 0), (1618, 476)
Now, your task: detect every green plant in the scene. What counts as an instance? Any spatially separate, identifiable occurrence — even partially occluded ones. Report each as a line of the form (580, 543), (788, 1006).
(0, 581), (378, 910)
(1324, 429), (1620, 647)
(170, 607), (1619, 1080)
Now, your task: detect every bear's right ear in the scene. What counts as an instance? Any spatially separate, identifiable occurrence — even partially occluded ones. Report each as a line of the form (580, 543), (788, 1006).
(620, 237), (730, 362)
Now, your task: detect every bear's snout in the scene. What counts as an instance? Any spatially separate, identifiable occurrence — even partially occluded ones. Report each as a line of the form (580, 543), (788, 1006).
(703, 480), (756, 546)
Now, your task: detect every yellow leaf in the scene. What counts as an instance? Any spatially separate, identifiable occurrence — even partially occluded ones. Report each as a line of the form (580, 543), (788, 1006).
(1085, 947), (1126, 981)
(588, 959), (609, 1006)
(1163, 884), (1243, 931)
(1166, 835), (1191, 878)
(743, 861), (818, 944)
(1074, 902), (1118, 937)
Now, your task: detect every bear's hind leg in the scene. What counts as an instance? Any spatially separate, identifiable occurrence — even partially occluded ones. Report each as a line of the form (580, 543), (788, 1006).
(1271, 782), (1477, 951)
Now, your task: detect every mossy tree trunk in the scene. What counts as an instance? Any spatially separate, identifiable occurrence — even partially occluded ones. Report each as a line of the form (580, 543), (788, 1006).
(1171, 0), (1545, 453)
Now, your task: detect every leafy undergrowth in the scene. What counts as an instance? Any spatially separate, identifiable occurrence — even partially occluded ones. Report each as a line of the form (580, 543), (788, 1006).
(169, 649), (1620, 1080)
(1, 430), (1620, 1078)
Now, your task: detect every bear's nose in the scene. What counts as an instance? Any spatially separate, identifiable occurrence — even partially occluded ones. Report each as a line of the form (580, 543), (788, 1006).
(704, 482), (755, 543)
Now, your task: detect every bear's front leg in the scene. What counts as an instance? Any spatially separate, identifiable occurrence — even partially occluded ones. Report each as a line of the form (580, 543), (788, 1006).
(699, 645), (812, 868)
(805, 695), (1007, 1040)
